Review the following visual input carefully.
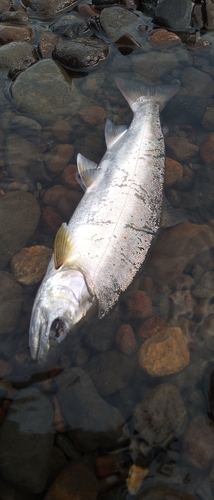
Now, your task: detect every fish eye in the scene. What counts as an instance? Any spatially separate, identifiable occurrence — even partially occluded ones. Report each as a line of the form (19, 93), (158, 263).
(50, 318), (65, 342)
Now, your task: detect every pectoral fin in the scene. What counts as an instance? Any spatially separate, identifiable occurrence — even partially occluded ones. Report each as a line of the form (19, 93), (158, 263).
(54, 223), (76, 270)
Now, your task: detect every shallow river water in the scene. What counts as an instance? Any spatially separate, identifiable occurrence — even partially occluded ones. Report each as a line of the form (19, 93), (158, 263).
(1, 0), (214, 499)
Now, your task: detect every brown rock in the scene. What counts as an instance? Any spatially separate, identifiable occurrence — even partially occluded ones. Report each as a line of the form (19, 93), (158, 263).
(39, 32), (60, 58)
(77, 3), (100, 17)
(11, 246), (52, 285)
(146, 222), (214, 285)
(0, 0), (10, 10)
(138, 327), (190, 376)
(86, 351), (135, 397)
(137, 485), (197, 499)
(45, 119), (72, 143)
(80, 106), (106, 125)
(183, 415), (214, 469)
(181, 67), (214, 98)
(41, 206), (64, 235)
(45, 461), (98, 500)
(0, 23), (33, 44)
(126, 465), (148, 495)
(150, 29), (181, 47)
(126, 290), (152, 319)
(43, 185), (69, 207)
(165, 158), (183, 189)
(61, 164), (82, 191)
(45, 144), (74, 173)
(134, 383), (187, 446)
(115, 324), (138, 356)
(200, 132), (214, 164)
(165, 137), (199, 163)
(0, 360), (12, 377)
(137, 316), (167, 341)
(58, 190), (82, 220)
(139, 275), (153, 293)
(202, 107), (214, 132)
(95, 455), (119, 477)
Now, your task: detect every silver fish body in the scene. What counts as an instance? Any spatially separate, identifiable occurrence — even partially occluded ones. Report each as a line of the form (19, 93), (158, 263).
(29, 78), (180, 363)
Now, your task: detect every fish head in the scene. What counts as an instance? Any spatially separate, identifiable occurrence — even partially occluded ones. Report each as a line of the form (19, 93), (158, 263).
(29, 268), (93, 364)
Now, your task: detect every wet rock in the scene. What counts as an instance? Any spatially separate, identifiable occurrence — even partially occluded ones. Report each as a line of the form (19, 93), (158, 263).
(86, 351), (135, 396)
(154, 0), (194, 31)
(126, 290), (152, 319)
(0, 41), (37, 72)
(138, 327), (190, 376)
(0, 0), (10, 11)
(206, 0), (214, 29)
(11, 246), (52, 285)
(22, 0), (78, 19)
(1, 8), (29, 24)
(95, 455), (120, 477)
(58, 190), (82, 220)
(0, 387), (54, 493)
(165, 158), (183, 189)
(45, 461), (98, 500)
(0, 23), (33, 44)
(10, 115), (41, 145)
(181, 67), (214, 98)
(61, 163), (81, 190)
(197, 314), (214, 341)
(127, 465), (148, 495)
(100, 6), (139, 39)
(200, 132), (214, 164)
(85, 318), (116, 352)
(74, 132), (104, 164)
(53, 37), (109, 70)
(0, 191), (40, 269)
(134, 383), (187, 447)
(115, 324), (138, 355)
(202, 107), (214, 131)
(45, 144), (74, 173)
(41, 206), (64, 235)
(137, 316), (167, 341)
(165, 137), (199, 163)
(6, 133), (43, 182)
(163, 95), (207, 127)
(137, 486), (197, 500)
(132, 51), (179, 81)
(146, 222), (214, 286)
(43, 185), (69, 207)
(0, 272), (22, 335)
(169, 290), (197, 317)
(150, 28), (181, 47)
(183, 414), (214, 469)
(0, 359), (12, 377)
(38, 32), (60, 58)
(47, 446), (68, 486)
(45, 119), (72, 143)
(80, 105), (106, 125)
(50, 12), (88, 37)
(10, 59), (84, 122)
(193, 271), (214, 299)
(57, 367), (126, 450)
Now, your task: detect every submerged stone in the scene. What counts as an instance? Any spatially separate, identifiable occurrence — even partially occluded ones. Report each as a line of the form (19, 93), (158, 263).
(21, 0), (78, 19)
(0, 271), (22, 334)
(154, 0), (194, 31)
(50, 12), (88, 37)
(53, 37), (109, 70)
(0, 41), (37, 71)
(100, 6), (139, 39)
(45, 461), (98, 500)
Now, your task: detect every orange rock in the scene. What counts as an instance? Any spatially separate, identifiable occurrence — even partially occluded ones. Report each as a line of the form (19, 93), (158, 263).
(11, 246), (53, 285)
(115, 324), (138, 356)
(0, 23), (33, 44)
(0, 360), (12, 377)
(43, 185), (69, 207)
(126, 290), (152, 319)
(61, 164), (82, 191)
(95, 455), (119, 477)
(126, 464), (148, 495)
(45, 144), (74, 173)
(39, 33), (60, 58)
(200, 132), (214, 164)
(165, 157), (183, 189)
(80, 106), (106, 126)
(137, 316), (167, 342)
(41, 206), (64, 235)
(138, 327), (190, 376)
(44, 119), (72, 143)
(150, 29), (181, 47)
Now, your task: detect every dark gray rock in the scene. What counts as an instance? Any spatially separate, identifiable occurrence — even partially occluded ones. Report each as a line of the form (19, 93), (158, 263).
(154, 0), (194, 31)
(10, 116), (42, 145)
(0, 272), (22, 335)
(0, 191), (40, 269)
(50, 13), (88, 38)
(85, 351), (136, 396)
(21, 0), (78, 19)
(6, 133), (43, 181)
(193, 271), (214, 299)
(163, 95), (207, 126)
(84, 318), (116, 351)
(137, 485), (197, 500)
(0, 387), (54, 493)
(57, 367), (126, 450)
(53, 37), (109, 70)
(10, 59), (85, 122)
(0, 41), (37, 72)
(134, 383), (187, 446)
(100, 7), (139, 39)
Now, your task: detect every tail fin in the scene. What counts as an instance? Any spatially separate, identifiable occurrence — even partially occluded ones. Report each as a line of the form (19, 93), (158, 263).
(115, 77), (180, 112)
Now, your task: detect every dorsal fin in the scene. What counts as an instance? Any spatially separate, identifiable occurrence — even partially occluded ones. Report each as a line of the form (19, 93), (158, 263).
(105, 119), (127, 149)
(77, 153), (99, 189)
(54, 223), (75, 270)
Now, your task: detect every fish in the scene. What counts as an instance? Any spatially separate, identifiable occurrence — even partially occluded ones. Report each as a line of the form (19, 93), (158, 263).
(29, 77), (180, 363)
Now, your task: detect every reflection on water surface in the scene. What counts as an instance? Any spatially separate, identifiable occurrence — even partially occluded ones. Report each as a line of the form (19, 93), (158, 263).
(0, 0), (214, 498)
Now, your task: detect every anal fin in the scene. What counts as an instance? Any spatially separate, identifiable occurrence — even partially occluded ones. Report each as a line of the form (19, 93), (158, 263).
(77, 153), (99, 189)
